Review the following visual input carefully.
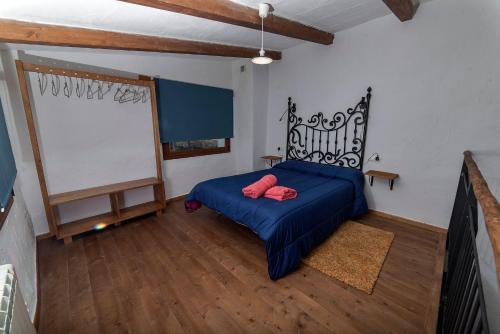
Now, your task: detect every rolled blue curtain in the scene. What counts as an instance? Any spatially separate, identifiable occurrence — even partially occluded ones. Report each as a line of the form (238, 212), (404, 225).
(0, 97), (16, 208)
(155, 78), (234, 142)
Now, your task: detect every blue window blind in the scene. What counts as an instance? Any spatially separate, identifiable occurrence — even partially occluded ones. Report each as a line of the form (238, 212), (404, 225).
(155, 78), (234, 143)
(0, 97), (16, 209)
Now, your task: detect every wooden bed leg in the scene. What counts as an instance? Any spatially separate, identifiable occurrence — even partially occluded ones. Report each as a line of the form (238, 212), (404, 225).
(156, 210), (162, 217)
(63, 236), (72, 245)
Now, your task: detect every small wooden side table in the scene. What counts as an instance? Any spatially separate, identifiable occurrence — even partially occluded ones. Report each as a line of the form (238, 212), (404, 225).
(365, 170), (399, 190)
(261, 155), (283, 167)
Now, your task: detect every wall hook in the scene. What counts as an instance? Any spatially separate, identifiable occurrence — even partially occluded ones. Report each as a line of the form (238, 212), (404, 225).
(75, 78), (85, 98)
(37, 72), (48, 96)
(97, 81), (104, 100)
(87, 79), (94, 99)
(63, 76), (73, 98)
(51, 74), (60, 96)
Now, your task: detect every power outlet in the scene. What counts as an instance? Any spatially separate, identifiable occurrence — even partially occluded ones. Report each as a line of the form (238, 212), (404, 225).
(368, 153), (380, 162)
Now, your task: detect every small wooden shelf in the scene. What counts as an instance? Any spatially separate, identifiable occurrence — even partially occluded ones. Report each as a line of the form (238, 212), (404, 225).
(50, 177), (166, 244)
(49, 177), (161, 206)
(261, 155), (283, 167)
(365, 170), (399, 190)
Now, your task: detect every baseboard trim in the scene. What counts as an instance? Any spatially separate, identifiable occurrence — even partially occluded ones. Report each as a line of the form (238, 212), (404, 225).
(166, 194), (187, 205)
(368, 210), (448, 235)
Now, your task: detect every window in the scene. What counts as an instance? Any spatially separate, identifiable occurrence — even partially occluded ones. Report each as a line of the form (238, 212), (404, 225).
(163, 138), (230, 160)
(0, 195), (13, 230)
(0, 96), (16, 229)
(155, 78), (234, 160)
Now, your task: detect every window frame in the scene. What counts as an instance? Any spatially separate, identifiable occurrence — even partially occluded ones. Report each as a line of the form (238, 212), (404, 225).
(162, 138), (231, 160)
(0, 194), (14, 231)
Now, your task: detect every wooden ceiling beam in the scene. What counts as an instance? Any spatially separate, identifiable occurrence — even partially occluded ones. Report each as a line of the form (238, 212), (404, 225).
(0, 19), (282, 60)
(382, 0), (419, 22)
(119, 0), (334, 45)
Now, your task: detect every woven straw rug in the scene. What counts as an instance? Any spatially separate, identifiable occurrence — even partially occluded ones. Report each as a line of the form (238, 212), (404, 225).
(303, 220), (394, 294)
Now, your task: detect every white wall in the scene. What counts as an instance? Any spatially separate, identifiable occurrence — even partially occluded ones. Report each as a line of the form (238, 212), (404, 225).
(265, 0), (500, 228)
(252, 65), (270, 171)
(232, 60), (255, 174)
(0, 55), (37, 319)
(0, 184), (37, 320)
(232, 60), (269, 174)
(1, 47), (244, 235)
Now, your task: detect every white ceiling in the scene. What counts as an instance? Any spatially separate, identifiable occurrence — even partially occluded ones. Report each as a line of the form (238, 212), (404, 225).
(235, 0), (393, 33)
(0, 0), (422, 51)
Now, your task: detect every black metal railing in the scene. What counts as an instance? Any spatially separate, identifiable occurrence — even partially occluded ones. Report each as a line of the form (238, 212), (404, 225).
(438, 160), (490, 333)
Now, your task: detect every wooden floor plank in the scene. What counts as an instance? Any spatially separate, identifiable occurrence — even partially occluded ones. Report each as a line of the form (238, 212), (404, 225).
(170, 209), (358, 334)
(149, 218), (281, 334)
(131, 220), (245, 334)
(97, 231), (160, 334)
(82, 235), (130, 334)
(165, 210), (338, 333)
(38, 237), (71, 334)
(182, 209), (413, 333)
(128, 218), (245, 334)
(114, 223), (204, 334)
(38, 201), (445, 333)
(67, 241), (100, 334)
(139, 221), (253, 334)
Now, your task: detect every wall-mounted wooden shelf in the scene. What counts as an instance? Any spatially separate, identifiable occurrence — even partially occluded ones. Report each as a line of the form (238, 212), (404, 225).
(365, 170), (399, 190)
(261, 155), (283, 167)
(51, 178), (166, 244)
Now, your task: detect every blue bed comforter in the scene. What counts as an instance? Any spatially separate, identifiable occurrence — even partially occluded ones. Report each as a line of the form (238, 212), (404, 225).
(186, 160), (368, 279)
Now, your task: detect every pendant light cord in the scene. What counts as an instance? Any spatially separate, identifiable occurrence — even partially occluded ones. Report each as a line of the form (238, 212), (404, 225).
(261, 16), (264, 51)
(252, 4), (272, 64)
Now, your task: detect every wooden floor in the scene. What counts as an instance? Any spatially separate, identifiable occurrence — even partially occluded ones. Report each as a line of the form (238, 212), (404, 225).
(38, 201), (445, 334)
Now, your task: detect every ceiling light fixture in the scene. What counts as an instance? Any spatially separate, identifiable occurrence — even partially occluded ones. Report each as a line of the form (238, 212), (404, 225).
(252, 3), (273, 65)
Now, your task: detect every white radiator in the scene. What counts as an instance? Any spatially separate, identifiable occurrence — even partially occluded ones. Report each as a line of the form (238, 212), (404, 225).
(0, 265), (36, 334)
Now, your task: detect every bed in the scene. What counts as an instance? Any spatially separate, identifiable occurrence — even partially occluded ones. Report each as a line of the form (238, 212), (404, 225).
(186, 87), (373, 280)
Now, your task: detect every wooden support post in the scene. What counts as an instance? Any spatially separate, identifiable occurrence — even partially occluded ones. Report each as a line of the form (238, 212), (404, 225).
(15, 60), (59, 237)
(153, 182), (166, 216)
(382, 0), (419, 22)
(0, 19), (282, 59)
(147, 79), (166, 215)
(110, 193), (121, 226)
(119, 0), (334, 45)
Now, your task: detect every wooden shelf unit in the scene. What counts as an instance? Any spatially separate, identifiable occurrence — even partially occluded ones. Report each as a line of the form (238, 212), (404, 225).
(52, 178), (165, 244)
(261, 155), (283, 167)
(365, 170), (399, 190)
(16, 60), (166, 244)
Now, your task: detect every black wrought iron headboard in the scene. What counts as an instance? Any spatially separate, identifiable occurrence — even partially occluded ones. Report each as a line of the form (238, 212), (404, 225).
(286, 87), (372, 170)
